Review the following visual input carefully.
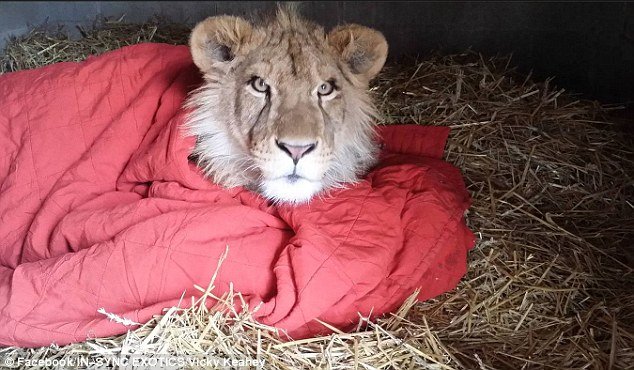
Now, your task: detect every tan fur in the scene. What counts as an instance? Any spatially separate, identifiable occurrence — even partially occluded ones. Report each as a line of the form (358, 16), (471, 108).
(184, 5), (389, 203)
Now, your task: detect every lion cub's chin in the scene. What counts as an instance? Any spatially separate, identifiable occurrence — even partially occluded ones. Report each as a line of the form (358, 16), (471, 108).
(260, 177), (324, 204)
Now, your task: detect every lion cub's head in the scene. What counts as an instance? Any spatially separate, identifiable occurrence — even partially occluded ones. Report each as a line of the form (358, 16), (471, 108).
(184, 6), (388, 203)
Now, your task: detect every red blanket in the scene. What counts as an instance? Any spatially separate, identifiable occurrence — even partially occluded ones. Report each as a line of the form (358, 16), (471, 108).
(0, 43), (474, 348)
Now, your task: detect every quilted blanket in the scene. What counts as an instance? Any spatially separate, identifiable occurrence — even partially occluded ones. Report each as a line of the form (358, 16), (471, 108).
(0, 43), (474, 348)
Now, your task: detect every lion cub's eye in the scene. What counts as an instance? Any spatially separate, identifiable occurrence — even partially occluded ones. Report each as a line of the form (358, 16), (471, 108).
(250, 77), (269, 93)
(317, 81), (335, 96)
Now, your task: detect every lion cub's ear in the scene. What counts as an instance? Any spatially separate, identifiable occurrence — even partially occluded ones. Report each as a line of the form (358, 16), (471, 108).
(189, 15), (253, 74)
(328, 24), (388, 83)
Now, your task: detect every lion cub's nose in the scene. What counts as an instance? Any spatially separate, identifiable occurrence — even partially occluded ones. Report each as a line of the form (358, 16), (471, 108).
(276, 140), (317, 164)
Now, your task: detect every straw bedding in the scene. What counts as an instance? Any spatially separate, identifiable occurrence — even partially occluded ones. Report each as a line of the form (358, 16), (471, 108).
(0, 17), (632, 370)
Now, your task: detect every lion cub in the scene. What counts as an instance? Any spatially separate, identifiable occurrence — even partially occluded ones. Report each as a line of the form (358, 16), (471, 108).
(184, 6), (388, 204)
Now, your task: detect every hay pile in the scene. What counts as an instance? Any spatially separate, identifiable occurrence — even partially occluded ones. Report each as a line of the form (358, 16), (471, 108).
(1, 17), (633, 370)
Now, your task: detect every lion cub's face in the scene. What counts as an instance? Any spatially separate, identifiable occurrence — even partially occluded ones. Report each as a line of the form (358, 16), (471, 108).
(185, 8), (388, 203)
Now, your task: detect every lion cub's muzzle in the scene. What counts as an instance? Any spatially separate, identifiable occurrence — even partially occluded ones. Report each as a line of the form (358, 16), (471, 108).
(257, 135), (331, 204)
